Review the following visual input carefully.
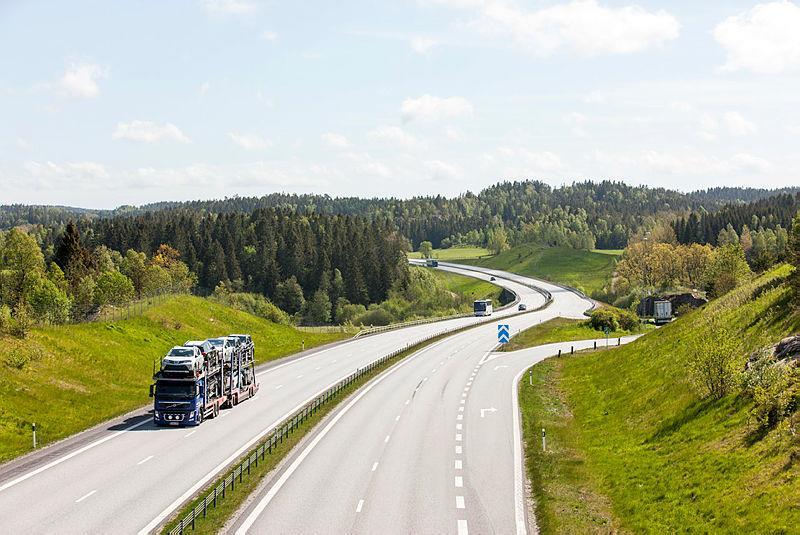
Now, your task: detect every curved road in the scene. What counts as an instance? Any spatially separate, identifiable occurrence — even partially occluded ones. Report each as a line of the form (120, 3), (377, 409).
(0, 263), (562, 534)
(231, 265), (609, 535)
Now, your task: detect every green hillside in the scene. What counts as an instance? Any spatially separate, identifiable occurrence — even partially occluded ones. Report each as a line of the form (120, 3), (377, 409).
(407, 246), (491, 261)
(430, 268), (503, 304)
(455, 244), (619, 296)
(521, 264), (800, 533)
(0, 295), (345, 462)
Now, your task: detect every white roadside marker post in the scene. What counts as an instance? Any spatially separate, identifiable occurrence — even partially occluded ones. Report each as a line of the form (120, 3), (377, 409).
(529, 369), (533, 386)
(541, 428), (546, 452)
(32, 422), (37, 449)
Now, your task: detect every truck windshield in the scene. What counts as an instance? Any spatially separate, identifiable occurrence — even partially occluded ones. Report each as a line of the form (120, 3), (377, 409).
(474, 301), (487, 312)
(208, 338), (224, 347)
(156, 382), (195, 399)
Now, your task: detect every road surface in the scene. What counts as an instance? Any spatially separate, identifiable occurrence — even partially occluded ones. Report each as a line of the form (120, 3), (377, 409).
(231, 266), (620, 535)
(0, 263), (563, 534)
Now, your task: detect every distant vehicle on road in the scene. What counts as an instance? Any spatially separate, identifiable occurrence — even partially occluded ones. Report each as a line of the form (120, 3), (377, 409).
(490, 276), (496, 281)
(473, 299), (493, 316)
(518, 303), (527, 311)
(425, 258), (439, 267)
(654, 300), (672, 325)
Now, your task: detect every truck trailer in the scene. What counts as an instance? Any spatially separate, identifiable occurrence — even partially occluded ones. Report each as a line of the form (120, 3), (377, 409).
(150, 334), (259, 426)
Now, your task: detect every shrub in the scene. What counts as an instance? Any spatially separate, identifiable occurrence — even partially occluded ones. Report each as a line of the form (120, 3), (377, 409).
(0, 305), (12, 334)
(616, 309), (639, 331)
(210, 291), (291, 325)
(336, 302), (367, 325)
(687, 316), (742, 400)
(589, 308), (619, 332)
(355, 306), (394, 326)
(742, 350), (798, 429)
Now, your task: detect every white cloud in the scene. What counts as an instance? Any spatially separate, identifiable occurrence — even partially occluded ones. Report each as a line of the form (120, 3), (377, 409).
(730, 153), (772, 173)
(593, 149), (772, 176)
(261, 30), (278, 41)
(723, 111), (757, 136)
(427, 160), (460, 181)
(343, 152), (390, 177)
(22, 160), (110, 188)
(460, 0), (680, 56)
(481, 146), (563, 177)
(199, 81), (210, 97)
(563, 111), (589, 137)
(410, 35), (438, 54)
(444, 126), (465, 141)
(16, 137), (31, 150)
(112, 120), (191, 144)
(787, 125), (800, 135)
(58, 62), (106, 98)
(228, 132), (272, 150)
(201, 0), (257, 15)
(367, 125), (425, 150)
(322, 132), (351, 148)
(401, 95), (474, 122)
(714, 1), (800, 74)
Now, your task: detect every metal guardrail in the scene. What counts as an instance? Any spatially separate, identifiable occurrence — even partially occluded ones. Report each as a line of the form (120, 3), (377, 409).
(164, 281), (552, 535)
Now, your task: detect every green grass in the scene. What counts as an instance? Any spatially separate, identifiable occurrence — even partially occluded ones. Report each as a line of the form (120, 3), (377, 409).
(430, 268), (503, 304)
(499, 317), (641, 352)
(521, 264), (800, 533)
(455, 244), (619, 297)
(0, 295), (346, 462)
(407, 246), (492, 261)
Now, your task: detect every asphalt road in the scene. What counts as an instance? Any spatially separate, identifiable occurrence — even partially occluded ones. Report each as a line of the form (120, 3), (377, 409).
(0, 263), (554, 534)
(231, 267), (620, 535)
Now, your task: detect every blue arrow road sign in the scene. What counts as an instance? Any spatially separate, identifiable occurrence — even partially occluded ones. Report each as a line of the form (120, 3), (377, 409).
(498, 324), (510, 344)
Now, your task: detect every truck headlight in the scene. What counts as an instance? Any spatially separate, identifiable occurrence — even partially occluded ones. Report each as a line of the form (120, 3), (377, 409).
(154, 411), (160, 418)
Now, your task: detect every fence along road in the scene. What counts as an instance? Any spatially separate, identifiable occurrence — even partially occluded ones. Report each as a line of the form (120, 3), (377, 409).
(230, 266), (595, 535)
(0, 264), (544, 535)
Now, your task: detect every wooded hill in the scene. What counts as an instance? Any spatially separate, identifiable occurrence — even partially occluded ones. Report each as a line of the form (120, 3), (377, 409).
(4, 182), (799, 250)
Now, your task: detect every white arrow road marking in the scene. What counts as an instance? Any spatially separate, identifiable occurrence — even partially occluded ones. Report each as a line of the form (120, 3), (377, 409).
(480, 407), (498, 418)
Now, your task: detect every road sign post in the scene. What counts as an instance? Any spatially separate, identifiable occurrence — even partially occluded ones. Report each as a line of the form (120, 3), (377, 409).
(32, 422), (36, 449)
(529, 369), (532, 386)
(497, 324), (510, 344)
(541, 428), (546, 451)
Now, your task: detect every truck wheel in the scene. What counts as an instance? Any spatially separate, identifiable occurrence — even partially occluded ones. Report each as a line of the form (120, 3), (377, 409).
(196, 410), (203, 426)
(232, 394), (238, 407)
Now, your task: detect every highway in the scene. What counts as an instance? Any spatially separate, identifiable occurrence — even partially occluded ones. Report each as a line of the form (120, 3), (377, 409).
(0, 263), (561, 534)
(230, 265), (617, 535)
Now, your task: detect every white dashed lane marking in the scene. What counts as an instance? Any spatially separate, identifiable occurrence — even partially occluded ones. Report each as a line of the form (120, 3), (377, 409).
(137, 455), (154, 466)
(75, 490), (96, 503)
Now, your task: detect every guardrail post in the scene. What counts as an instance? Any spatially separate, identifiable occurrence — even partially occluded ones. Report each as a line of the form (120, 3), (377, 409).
(558, 349), (561, 357)
(618, 337), (621, 346)
(571, 346), (574, 355)
(214, 486), (217, 507)
(594, 341), (597, 350)
(203, 496), (207, 518)
(191, 508), (195, 530)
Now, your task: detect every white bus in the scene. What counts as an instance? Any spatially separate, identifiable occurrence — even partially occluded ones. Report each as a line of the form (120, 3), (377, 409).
(473, 299), (493, 317)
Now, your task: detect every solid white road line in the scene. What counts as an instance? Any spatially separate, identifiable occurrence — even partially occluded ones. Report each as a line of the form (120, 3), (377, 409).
(454, 460), (462, 470)
(356, 499), (364, 513)
(371, 462), (378, 472)
(455, 476), (463, 487)
(75, 489), (97, 503)
(511, 367), (529, 535)
(234, 336), (453, 535)
(455, 496), (465, 509)
(0, 418), (149, 494)
(458, 519), (469, 535)
(137, 455), (154, 466)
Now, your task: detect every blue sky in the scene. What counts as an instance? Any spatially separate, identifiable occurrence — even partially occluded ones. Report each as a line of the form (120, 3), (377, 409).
(1, 0), (799, 208)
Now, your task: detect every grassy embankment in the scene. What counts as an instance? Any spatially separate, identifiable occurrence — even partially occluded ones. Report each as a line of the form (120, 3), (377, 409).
(455, 244), (620, 297)
(0, 295), (345, 462)
(521, 264), (800, 533)
(407, 246), (491, 261)
(429, 268), (503, 307)
(498, 317), (643, 352)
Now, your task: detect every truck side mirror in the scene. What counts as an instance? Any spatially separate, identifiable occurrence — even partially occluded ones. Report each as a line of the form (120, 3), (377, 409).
(149, 384), (155, 398)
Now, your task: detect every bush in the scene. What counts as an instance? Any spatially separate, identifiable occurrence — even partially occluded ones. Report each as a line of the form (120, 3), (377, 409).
(11, 303), (32, 338)
(687, 316), (742, 400)
(742, 350), (798, 429)
(0, 305), (12, 334)
(616, 309), (639, 331)
(354, 306), (394, 326)
(95, 271), (136, 306)
(589, 308), (619, 332)
(336, 302), (367, 325)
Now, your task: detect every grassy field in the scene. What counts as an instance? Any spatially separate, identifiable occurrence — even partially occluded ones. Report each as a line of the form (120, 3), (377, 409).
(407, 246), (492, 261)
(0, 295), (346, 462)
(430, 268), (503, 304)
(499, 317), (639, 352)
(455, 244), (620, 296)
(521, 264), (800, 533)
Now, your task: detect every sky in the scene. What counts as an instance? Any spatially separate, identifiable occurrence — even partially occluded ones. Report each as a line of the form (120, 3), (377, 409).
(1, 0), (800, 209)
